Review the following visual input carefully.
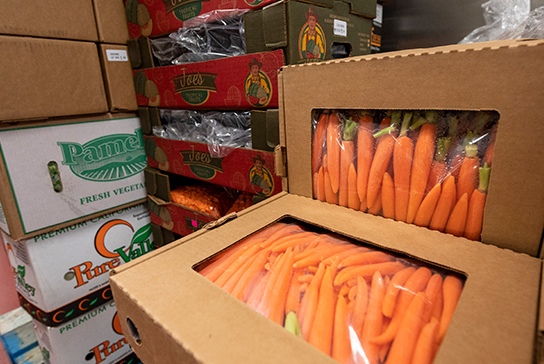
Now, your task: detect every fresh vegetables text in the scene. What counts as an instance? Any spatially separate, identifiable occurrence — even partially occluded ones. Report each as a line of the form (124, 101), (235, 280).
(198, 222), (464, 364)
(312, 110), (498, 241)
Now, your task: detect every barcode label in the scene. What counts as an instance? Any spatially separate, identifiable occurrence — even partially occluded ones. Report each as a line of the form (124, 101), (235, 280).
(106, 49), (128, 62)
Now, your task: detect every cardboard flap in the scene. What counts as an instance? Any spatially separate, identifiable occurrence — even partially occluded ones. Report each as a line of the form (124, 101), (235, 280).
(538, 261), (544, 363)
(266, 109), (280, 148)
(263, 2), (288, 48)
(274, 145), (287, 178)
(251, 110), (280, 151)
(203, 213), (238, 230)
(128, 38), (142, 69)
(138, 107), (161, 135)
(151, 223), (176, 247)
(144, 167), (171, 202)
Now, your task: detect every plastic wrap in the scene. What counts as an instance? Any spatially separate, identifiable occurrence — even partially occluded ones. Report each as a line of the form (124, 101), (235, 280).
(497, 6), (544, 40)
(459, 0), (530, 43)
(197, 221), (465, 364)
(150, 13), (246, 66)
(154, 109), (252, 158)
(170, 183), (236, 219)
(312, 110), (499, 241)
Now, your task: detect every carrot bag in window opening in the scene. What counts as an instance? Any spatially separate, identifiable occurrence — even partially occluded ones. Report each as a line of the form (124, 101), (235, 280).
(195, 221), (465, 364)
(311, 109), (498, 242)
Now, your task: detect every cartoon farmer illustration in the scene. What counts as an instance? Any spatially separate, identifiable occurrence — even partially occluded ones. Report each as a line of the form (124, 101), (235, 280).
(250, 155), (272, 195)
(245, 58), (271, 106)
(300, 7), (325, 60)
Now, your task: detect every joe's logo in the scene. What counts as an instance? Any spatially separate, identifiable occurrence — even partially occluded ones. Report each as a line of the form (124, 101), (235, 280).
(57, 129), (147, 182)
(172, 70), (217, 106)
(180, 146), (224, 180)
(68, 220), (155, 288)
(161, 0), (206, 22)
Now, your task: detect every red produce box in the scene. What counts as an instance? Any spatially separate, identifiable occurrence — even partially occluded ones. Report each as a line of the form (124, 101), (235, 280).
(133, 50), (283, 109)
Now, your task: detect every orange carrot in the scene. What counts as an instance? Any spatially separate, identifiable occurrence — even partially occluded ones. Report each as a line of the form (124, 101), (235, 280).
(332, 295), (351, 363)
(367, 111), (401, 208)
(385, 292), (427, 364)
(406, 112), (438, 224)
(309, 266), (336, 356)
(431, 284), (443, 323)
(456, 144), (479, 202)
(339, 118), (358, 207)
(313, 171), (319, 199)
(294, 243), (352, 268)
(313, 112), (329, 173)
(259, 248), (292, 319)
(448, 131), (476, 180)
(348, 163), (360, 210)
(382, 267), (416, 318)
(285, 271), (303, 316)
(300, 263), (326, 340)
(367, 188), (383, 216)
(382, 172), (395, 219)
(483, 125), (497, 167)
(413, 183), (441, 228)
(268, 250), (295, 325)
(371, 267), (432, 345)
(426, 137), (451, 194)
(411, 318), (440, 364)
(357, 112), (375, 204)
(393, 111), (413, 222)
(334, 261), (406, 286)
(464, 164), (491, 241)
(421, 274), (443, 324)
(338, 251), (394, 269)
(270, 232), (318, 252)
(221, 253), (259, 294)
(444, 193), (469, 237)
(438, 275), (464, 343)
(324, 170), (338, 205)
(260, 224), (305, 248)
(327, 112), (341, 193)
(350, 276), (369, 338)
(322, 246), (369, 266)
(317, 167), (326, 201)
(360, 271), (386, 364)
(231, 250), (269, 300)
(246, 253), (283, 308)
(429, 175), (456, 232)
(214, 244), (262, 287)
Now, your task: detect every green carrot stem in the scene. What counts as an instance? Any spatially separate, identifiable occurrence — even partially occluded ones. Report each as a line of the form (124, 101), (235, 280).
(425, 111), (439, 123)
(284, 311), (302, 337)
(373, 111), (401, 138)
(463, 131), (477, 149)
(478, 163), (491, 192)
(343, 118), (358, 141)
(359, 110), (374, 118)
(465, 144), (478, 158)
(448, 115), (459, 138)
(400, 111), (413, 136)
(409, 110), (438, 130)
(435, 137), (451, 162)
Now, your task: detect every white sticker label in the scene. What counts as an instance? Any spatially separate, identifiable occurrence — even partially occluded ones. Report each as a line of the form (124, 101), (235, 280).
(375, 4), (383, 25)
(106, 49), (128, 62)
(333, 19), (347, 37)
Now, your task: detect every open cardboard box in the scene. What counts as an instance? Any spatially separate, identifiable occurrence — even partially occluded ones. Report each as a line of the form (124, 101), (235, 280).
(109, 39), (544, 364)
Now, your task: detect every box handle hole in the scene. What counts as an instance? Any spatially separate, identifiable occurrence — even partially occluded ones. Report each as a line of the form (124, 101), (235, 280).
(331, 42), (352, 59)
(47, 161), (63, 193)
(127, 318), (142, 345)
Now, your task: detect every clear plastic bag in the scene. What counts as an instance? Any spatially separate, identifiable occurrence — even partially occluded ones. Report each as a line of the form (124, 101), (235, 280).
(497, 5), (544, 40)
(459, 0), (530, 43)
(150, 13), (246, 66)
(153, 109), (252, 158)
(196, 221), (465, 364)
(311, 109), (499, 242)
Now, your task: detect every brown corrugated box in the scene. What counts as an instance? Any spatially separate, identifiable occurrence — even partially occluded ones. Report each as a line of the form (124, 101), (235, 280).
(92, 0), (130, 44)
(98, 44), (138, 112)
(110, 39), (544, 364)
(0, 36), (108, 122)
(0, 0), (98, 41)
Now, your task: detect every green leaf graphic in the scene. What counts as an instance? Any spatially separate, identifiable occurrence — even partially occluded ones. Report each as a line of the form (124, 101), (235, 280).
(65, 310), (74, 318)
(90, 298), (98, 306)
(131, 224), (152, 245)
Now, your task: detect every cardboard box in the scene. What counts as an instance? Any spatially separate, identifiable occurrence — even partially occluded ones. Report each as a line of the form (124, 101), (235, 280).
(0, 114), (147, 241)
(144, 135), (282, 196)
(278, 39), (544, 257)
(2, 204), (154, 327)
(109, 192), (541, 364)
(244, 0), (374, 64)
(0, 36), (109, 122)
(124, 0), (278, 39)
(133, 50), (283, 109)
(33, 300), (135, 364)
(0, 0), (98, 41)
(93, 0), (130, 44)
(250, 109), (280, 152)
(99, 44), (139, 112)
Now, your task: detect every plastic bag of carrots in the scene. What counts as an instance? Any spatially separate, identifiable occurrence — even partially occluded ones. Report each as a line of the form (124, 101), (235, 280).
(312, 110), (499, 241)
(197, 222), (465, 364)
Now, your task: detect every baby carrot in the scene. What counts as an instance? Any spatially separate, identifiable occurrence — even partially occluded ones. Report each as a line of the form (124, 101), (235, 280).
(269, 232), (318, 252)
(382, 172), (396, 219)
(413, 183), (442, 228)
(357, 111), (375, 204)
(350, 276), (369, 338)
(214, 244), (262, 287)
(429, 175), (456, 232)
(309, 266), (336, 356)
(464, 164), (490, 241)
(426, 137), (451, 194)
(360, 271), (386, 364)
(260, 224), (305, 248)
(332, 294), (351, 363)
(327, 112), (342, 193)
(439, 275), (464, 343)
(285, 271), (302, 316)
(385, 292), (427, 364)
(456, 144), (479, 202)
(483, 125), (497, 167)
(334, 261), (406, 286)
(338, 251), (394, 269)
(339, 118), (358, 207)
(406, 111), (438, 224)
(348, 163), (360, 210)
(322, 246), (369, 266)
(300, 263), (326, 339)
(421, 274), (443, 324)
(313, 112), (329, 173)
(444, 193), (469, 237)
(268, 250), (295, 325)
(325, 171), (338, 205)
(382, 267), (416, 318)
(411, 318), (440, 364)
(367, 111), (401, 208)
(221, 253), (259, 294)
(259, 248), (292, 319)
(367, 188), (383, 216)
(393, 111), (413, 222)
(294, 243), (352, 268)
(317, 167), (326, 202)
(231, 250), (269, 301)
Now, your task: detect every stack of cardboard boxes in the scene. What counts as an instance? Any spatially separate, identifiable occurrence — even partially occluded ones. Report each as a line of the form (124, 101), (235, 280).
(0, 1), (152, 363)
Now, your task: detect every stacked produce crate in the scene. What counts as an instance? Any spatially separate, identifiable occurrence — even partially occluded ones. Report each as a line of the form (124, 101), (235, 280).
(125, 0), (378, 244)
(0, 1), (148, 363)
